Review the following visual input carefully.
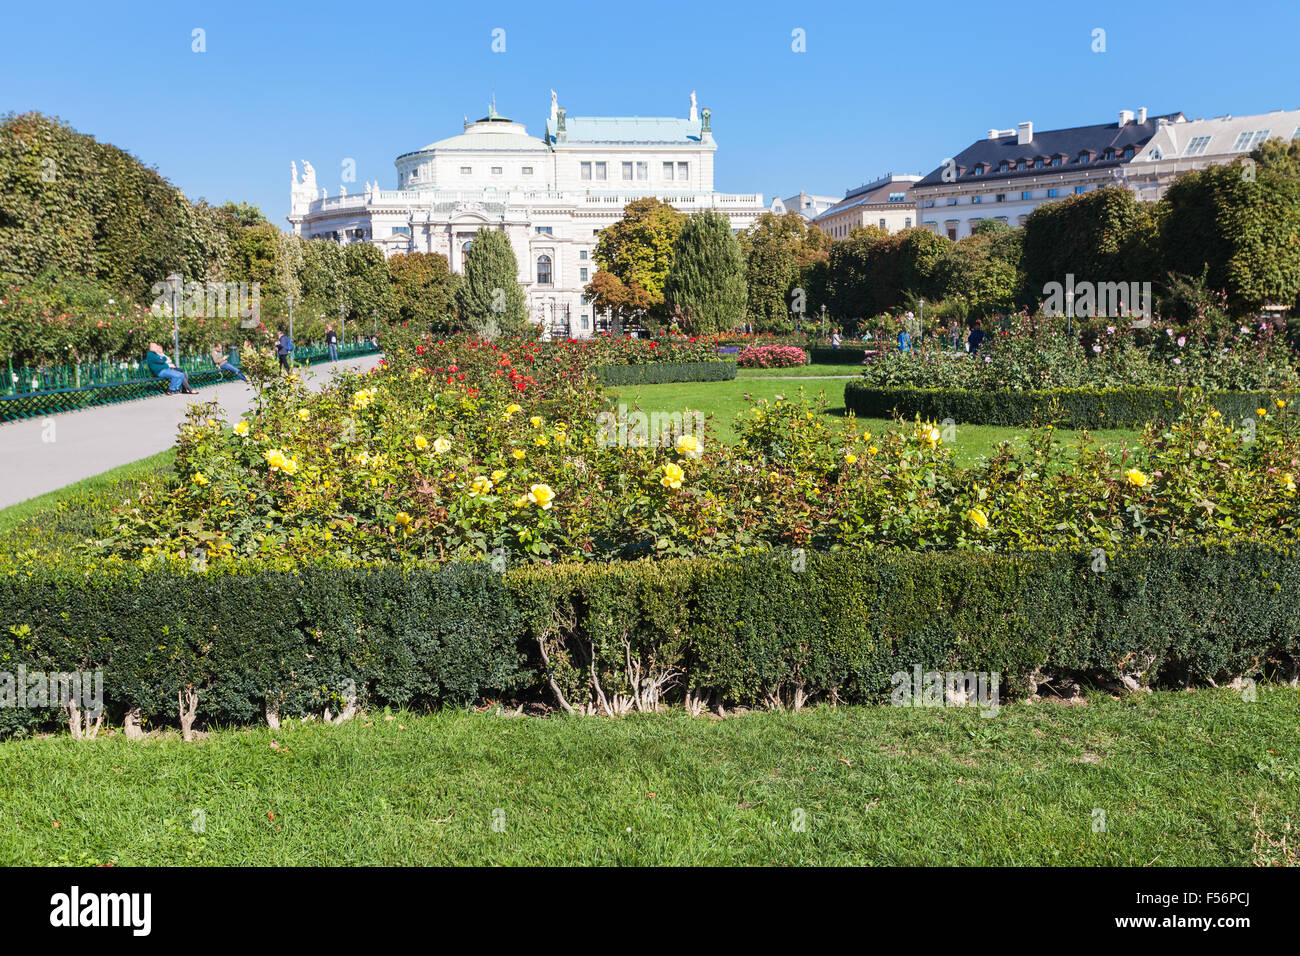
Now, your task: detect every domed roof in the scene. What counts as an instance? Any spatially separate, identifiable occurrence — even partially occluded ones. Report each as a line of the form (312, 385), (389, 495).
(416, 111), (550, 153)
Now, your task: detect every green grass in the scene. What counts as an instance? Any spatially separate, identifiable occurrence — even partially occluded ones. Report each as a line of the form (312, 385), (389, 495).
(736, 363), (860, 378)
(607, 378), (1142, 463)
(2, 690), (1295, 866)
(0, 448), (177, 537)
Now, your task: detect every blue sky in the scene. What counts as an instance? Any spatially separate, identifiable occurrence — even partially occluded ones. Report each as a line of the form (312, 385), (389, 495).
(3, 0), (1297, 226)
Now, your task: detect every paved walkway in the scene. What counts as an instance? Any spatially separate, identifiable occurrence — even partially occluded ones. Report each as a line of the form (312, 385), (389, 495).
(0, 354), (383, 509)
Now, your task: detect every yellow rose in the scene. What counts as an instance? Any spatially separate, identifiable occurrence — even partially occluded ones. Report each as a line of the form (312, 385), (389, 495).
(1277, 399), (1287, 409)
(192, 472), (208, 486)
(1257, 408), (1267, 417)
(297, 409), (310, 422)
(1283, 473), (1296, 493)
(844, 453), (857, 465)
(281, 457), (300, 476)
(966, 508), (988, 529)
(393, 511), (413, 535)
(527, 483), (555, 509)
(491, 469), (507, 483)
(1125, 468), (1149, 488)
(505, 403), (522, 416)
(233, 420), (250, 436)
(868, 445), (879, 456)
(530, 415), (543, 428)
(922, 425), (942, 447)
(433, 436), (452, 454)
(414, 434), (429, 450)
(660, 462), (685, 489)
(534, 435), (549, 447)
(469, 476), (494, 497)
(675, 434), (703, 459)
(511, 448), (526, 460)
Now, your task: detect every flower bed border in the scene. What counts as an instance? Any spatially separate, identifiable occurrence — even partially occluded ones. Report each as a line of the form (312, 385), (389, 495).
(843, 383), (1280, 428)
(597, 359), (737, 387)
(3, 545), (1296, 738)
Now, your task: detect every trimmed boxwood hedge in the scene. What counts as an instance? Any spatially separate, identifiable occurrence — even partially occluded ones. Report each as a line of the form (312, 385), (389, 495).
(807, 346), (871, 366)
(844, 383), (1278, 428)
(2, 546), (1297, 737)
(597, 359), (736, 386)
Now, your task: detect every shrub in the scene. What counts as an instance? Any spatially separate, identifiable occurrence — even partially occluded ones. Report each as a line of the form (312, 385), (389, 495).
(2, 546), (1297, 737)
(844, 383), (1279, 429)
(736, 345), (807, 368)
(597, 359), (736, 386)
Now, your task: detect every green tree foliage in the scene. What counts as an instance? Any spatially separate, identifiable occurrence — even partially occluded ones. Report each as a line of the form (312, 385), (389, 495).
(0, 112), (225, 300)
(344, 242), (396, 323)
(663, 210), (747, 334)
(583, 271), (650, 331)
(825, 226), (888, 328)
(1160, 139), (1300, 311)
(389, 252), (457, 329)
(739, 211), (832, 331)
(454, 227), (529, 334)
(592, 198), (686, 318)
(1022, 186), (1147, 297)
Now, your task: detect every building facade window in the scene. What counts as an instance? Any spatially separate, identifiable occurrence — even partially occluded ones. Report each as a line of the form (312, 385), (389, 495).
(622, 162), (633, 180)
(579, 249), (587, 260)
(636, 162), (648, 180)
(1020, 190), (1031, 200)
(491, 166), (502, 175)
(662, 162), (674, 180)
(579, 267), (588, 281)
(904, 217), (911, 228)
(536, 254), (553, 285)
(594, 162), (606, 180)
(1074, 185), (1087, 194)
(1047, 188), (1059, 198)
(522, 166), (533, 175)
(677, 162), (688, 181)
(972, 195), (982, 204)
(460, 166), (471, 175)
(995, 193), (1006, 203)
(534, 226), (553, 235)
(580, 162), (592, 180)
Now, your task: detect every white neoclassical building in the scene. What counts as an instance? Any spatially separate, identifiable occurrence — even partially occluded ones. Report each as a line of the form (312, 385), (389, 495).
(287, 92), (765, 336)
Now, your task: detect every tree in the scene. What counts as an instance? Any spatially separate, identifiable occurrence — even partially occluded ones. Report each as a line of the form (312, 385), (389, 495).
(592, 197), (686, 321)
(583, 271), (650, 330)
(1160, 139), (1300, 311)
(739, 211), (831, 331)
(389, 252), (457, 329)
(454, 227), (528, 334)
(663, 210), (747, 334)
(343, 242), (395, 323)
(1022, 186), (1146, 298)
(825, 225), (887, 329)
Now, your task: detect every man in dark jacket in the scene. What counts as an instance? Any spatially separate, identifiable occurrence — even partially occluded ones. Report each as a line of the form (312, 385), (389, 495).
(276, 330), (294, 372)
(145, 343), (195, 394)
(967, 319), (987, 356)
(325, 325), (339, 362)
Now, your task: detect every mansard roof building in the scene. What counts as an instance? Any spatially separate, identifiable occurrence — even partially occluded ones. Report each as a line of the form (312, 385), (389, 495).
(915, 105), (1300, 240)
(287, 92), (765, 337)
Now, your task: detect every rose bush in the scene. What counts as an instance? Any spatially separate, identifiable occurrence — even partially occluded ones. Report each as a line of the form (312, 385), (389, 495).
(736, 345), (808, 368)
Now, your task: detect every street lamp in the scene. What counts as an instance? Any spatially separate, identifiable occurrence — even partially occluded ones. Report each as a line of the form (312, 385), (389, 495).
(340, 303), (346, 348)
(166, 273), (183, 366)
(821, 304), (827, 337)
(919, 298), (925, 344)
(286, 294), (295, 349)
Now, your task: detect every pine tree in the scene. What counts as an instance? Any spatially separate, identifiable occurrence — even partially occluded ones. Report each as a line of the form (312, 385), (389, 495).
(454, 227), (528, 334)
(663, 210), (747, 334)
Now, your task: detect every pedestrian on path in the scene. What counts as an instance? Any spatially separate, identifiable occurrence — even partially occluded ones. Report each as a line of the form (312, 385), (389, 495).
(144, 343), (196, 394)
(325, 325), (339, 362)
(968, 318), (987, 356)
(210, 343), (248, 382)
(277, 329), (294, 373)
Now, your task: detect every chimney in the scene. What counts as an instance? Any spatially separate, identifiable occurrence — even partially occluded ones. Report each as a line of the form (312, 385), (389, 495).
(1136, 106), (1147, 123)
(1119, 109), (1134, 126)
(1016, 121), (1033, 145)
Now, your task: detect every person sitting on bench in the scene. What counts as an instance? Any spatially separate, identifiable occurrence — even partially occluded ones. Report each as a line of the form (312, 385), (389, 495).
(210, 343), (248, 382)
(145, 343), (196, 394)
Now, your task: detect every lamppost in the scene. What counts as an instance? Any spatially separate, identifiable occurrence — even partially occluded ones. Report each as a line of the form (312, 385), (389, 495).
(340, 303), (346, 348)
(821, 304), (827, 337)
(166, 273), (183, 366)
(372, 309), (378, 342)
(286, 294), (295, 351)
(919, 298), (925, 344)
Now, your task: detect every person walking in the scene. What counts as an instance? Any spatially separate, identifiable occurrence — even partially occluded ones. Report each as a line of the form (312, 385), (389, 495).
(967, 318), (987, 356)
(276, 329), (294, 373)
(831, 330), (843, 350)
(210, 343), (247, 382)
(325, 324), (339, 362)
(145, 343), (196, 394)
(897, 327), (912, 352)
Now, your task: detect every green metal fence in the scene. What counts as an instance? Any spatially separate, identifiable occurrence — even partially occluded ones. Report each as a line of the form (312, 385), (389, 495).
(0, 341), (381, 423)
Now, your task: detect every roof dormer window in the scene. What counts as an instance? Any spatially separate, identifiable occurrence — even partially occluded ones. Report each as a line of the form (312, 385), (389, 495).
(999, 160), (1009, 173)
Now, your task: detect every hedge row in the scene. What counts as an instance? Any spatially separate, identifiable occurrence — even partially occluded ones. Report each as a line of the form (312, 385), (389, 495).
(597, 359), (737, 387)
(2, 546), (1297, 737)
(844, 383), (1278, 428)
(808, 346), (872, 365)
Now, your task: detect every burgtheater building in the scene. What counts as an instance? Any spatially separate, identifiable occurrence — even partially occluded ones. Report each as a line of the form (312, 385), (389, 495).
(287, 92), (765, 337)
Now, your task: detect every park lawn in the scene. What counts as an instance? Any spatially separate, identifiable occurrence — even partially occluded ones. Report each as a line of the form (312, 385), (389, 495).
(0, 447), (177, 536)
(607, 378), (1142, 464)
(0, 689), (1295, 866)
(736, 363), (860, 378)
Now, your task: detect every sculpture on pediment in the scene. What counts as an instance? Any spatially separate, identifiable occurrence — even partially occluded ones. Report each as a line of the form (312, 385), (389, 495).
(701, 108), (711, 133)
(301, 160), (317, 194)
(689, 90), (698, 122)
